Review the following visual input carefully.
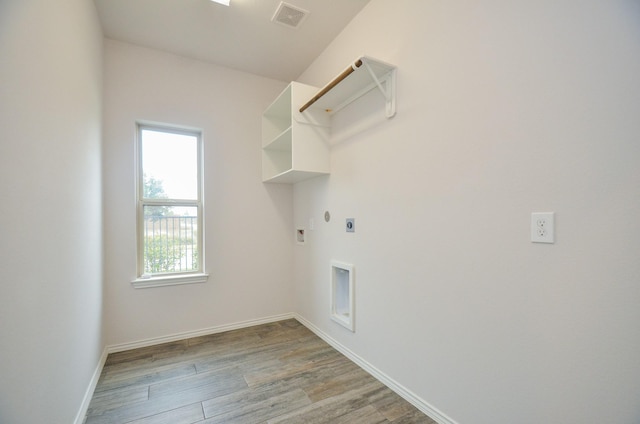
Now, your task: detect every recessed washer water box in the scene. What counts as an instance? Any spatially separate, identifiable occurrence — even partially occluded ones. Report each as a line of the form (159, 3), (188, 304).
(330, 261), (355, 332)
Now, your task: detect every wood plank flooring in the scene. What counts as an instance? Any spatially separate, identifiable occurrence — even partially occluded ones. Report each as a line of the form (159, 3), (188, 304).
(85, 319), (436, 424)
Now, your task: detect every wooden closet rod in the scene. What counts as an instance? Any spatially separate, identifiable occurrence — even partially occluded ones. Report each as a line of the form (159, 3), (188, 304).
(299, 59), (363, 113)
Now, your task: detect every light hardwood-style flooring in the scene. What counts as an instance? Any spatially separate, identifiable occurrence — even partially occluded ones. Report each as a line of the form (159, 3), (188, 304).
(85, 319), (436, 424)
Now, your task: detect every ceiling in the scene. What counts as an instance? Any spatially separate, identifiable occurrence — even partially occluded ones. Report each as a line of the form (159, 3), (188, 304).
(94, 0), (371, 82)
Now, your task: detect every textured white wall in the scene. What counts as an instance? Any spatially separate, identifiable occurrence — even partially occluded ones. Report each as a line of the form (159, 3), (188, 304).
(103, 40), (294, 346)
(294, 1), (640, 423)
(0, 0), (104, 423)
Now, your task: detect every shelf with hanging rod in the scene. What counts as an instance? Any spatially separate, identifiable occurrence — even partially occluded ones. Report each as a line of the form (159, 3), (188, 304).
(299, 56), (396, 119)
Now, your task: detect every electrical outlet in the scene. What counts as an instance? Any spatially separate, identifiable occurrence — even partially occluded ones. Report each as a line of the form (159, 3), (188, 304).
(531, 212), (555, 243)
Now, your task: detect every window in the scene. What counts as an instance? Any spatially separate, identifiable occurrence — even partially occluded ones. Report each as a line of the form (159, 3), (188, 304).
(133, 124), (207, 288)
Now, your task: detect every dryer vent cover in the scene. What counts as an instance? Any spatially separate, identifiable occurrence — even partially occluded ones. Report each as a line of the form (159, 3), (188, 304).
(271, 2), (309, 29)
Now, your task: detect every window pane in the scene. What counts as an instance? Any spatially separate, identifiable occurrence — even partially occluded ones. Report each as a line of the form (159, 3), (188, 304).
(141, 129), (198, 200)
(143, 205), (198, 274)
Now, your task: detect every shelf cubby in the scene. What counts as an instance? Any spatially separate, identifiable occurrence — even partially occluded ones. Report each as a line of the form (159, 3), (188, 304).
(261, 82), (330, 183)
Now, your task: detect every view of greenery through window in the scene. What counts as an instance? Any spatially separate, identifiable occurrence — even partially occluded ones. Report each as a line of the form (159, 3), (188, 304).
(139, 126), (202, 277)
(143, 175), (198, 274)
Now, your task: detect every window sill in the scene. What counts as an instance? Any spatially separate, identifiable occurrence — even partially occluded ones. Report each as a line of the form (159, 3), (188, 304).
(131, 273), (209, 289)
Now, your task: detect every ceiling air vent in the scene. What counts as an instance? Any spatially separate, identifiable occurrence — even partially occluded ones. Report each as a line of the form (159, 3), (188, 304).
(271, 2), (309, 29)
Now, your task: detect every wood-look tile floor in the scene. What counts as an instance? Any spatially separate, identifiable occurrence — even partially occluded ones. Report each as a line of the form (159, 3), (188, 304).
(85, 319), (436, 424)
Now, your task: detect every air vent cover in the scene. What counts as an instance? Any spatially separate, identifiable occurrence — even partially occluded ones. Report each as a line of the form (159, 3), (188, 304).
(271, 2), (309, 29)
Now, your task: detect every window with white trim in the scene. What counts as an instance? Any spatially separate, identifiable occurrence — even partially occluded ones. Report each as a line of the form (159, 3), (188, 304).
(134, 124), (206, 288)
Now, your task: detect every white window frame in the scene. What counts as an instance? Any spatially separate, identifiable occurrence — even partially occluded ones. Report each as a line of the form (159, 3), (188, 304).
(132, 123), (208, 288)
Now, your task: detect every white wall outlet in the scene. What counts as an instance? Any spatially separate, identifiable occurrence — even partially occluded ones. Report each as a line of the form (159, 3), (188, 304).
(531, 212), (555, 243)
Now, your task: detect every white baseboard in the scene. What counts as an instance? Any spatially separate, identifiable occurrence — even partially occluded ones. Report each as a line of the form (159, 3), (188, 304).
(107, 313), (295, 353)
(293, 314), (458, 424)
(74, 347), (108, 424)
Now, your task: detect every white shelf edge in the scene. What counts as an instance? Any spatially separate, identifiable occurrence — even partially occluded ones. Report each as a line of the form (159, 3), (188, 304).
(263, 168), (329, 184)
(263, 126), (292, 151)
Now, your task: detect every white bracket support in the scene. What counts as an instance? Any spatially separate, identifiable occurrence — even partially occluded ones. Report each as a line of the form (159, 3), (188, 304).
(363, 60), (396, 118)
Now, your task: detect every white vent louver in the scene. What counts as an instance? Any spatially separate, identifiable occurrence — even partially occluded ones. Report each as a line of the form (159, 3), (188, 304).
(271, 2), (309, 29)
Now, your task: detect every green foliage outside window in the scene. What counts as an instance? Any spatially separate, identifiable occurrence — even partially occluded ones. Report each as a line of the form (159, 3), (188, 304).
(144, 235), (184, 274)
(143, 174), (171, 218)
(144, 229), (198, 274)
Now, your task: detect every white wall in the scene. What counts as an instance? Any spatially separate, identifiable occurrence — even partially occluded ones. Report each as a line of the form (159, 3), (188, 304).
(103, 40), (294, 346)
(0, 0), (104, 423)
(294, 1), (640, 423)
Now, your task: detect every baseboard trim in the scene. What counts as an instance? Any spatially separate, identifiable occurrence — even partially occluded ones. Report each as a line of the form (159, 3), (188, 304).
(74, 346), (108, 424)
(107, 313), (295, 353)
(293, 314), (458, 424)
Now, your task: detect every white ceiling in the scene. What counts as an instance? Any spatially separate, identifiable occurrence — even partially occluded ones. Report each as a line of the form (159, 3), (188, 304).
(94, 0), (371, 82)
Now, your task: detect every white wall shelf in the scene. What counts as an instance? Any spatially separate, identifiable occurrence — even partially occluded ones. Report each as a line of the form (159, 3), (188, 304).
(300, 56), (397, 118)
(261, 57), (396, 184)
(262, 82), (330, 184)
